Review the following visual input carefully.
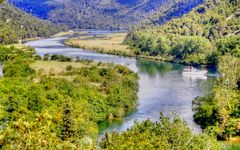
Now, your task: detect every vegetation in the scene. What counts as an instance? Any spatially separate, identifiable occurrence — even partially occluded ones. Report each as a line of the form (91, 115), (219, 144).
(0, 1), (65, 44)
(1, 0), (239, 148)
(189, 20), (240, 141)
(91, 0), (240, 146)
(140, 0), (204, 26)
(126, 0), (240, 66)
(100, 114), (220, 150)
(9, 0), (203, 29)
(0, 45), (138, 148)
(193, 54), (240, 140)
(66, 32), (173, 62)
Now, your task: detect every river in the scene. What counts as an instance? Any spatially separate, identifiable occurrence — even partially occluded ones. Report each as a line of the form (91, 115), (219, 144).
(24, 31), (217, 137)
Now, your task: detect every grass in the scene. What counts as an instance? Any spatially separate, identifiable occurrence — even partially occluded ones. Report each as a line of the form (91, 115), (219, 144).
(65, 33), (134, 56)
(7, 43), (27, 49)
(30, 60), (115, 86)
(30, 60), (113, 76)
(30, 61), (86, 75)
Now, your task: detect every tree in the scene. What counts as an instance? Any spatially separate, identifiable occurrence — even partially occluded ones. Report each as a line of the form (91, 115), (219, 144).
(218, 54), (240, 89)
(216, 36), (240, 57)
(101, 114), (220, 150)
(193, 54), (240, 139)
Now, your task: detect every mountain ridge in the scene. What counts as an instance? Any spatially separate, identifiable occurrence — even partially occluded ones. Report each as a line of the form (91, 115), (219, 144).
(9, 0), (204, 29)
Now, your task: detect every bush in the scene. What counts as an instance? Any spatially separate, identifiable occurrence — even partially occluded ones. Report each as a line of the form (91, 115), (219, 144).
(216, 36), (240, 57)
(50, 54), (72, 62)
(3, 57), (35, 77)
(100, 114), (220, 150)
(66, 65), (73, 71)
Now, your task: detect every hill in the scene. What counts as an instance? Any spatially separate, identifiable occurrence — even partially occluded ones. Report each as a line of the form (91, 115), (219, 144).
(9, 0), (203, 29)
(141, 0), (204, 26)
(0, 1), (64, 44)
(126, 0), (240, 65)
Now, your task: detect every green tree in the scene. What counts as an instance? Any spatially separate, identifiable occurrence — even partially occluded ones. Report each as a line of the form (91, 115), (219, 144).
(193, 55), (240, 139)
(101, 114), (220, 150)
(216, 36), (240, 57)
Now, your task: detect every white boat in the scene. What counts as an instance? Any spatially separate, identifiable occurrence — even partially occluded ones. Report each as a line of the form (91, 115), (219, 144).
(182, 67), (207, 75)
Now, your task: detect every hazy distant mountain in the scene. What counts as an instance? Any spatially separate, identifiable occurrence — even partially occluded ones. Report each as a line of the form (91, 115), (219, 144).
(9, 0), (204, 29)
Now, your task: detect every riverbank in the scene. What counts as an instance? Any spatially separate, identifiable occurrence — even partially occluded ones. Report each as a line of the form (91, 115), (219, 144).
(65, 33), (133, 56)
(65, 32), (218, 68)
(65, 32), (172, 62)
(21, 30), (83, 44)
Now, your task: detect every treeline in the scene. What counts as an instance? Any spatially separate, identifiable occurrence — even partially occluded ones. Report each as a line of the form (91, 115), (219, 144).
(0, 45), (138, 148)
(126, 0), (240, 66)
(0, 2), (65, 44)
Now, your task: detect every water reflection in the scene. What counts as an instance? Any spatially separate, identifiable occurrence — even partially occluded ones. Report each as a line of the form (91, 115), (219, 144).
(182, 74), (208, 81)
(136, 60), (182, 77)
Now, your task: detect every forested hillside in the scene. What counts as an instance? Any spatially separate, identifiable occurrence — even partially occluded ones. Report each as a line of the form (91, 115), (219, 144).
(0, 1), (64, 44)
(126, 0), (240, 65)
(9, 0), (203, 29)
(141, 0), (204, 26)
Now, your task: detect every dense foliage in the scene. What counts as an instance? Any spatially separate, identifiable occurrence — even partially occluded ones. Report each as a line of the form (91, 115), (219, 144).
(216, 36), (240, 57)
(193, 55), (240, 140)
(0, 2), (65, 44)
(126, 0), (240, 65)
(9, 0), (203, 29)
(190, 30), (240, 140)
(0, 45), (138, 148)
(100, 114), (220, 150)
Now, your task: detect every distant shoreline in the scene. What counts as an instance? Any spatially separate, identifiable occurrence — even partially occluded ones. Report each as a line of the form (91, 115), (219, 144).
(64, 32), (214, 68)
